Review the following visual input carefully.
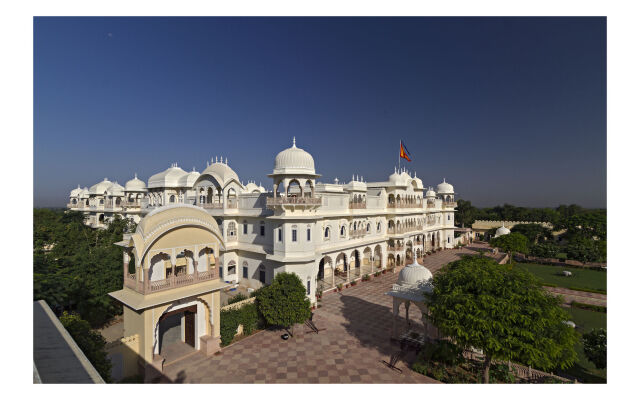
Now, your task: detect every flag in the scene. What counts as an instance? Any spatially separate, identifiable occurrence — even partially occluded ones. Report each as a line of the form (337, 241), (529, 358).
(400, 141), (412, 162)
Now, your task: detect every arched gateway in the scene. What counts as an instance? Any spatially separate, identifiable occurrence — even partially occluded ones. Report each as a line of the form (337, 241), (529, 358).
(109, 204), (229, 381)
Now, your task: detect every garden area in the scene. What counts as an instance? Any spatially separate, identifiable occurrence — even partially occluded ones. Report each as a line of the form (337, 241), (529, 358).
(559, 306), (607, 383)
(514, 263), (606, 293)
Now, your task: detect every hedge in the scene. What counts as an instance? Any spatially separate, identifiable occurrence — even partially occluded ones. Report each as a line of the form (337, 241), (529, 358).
(571, 301), (606, 313)
(220, 302), (264, 346)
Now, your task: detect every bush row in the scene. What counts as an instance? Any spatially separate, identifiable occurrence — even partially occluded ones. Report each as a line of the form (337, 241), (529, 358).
(571, 301), (606, 313)
(219, 302), (264, 346)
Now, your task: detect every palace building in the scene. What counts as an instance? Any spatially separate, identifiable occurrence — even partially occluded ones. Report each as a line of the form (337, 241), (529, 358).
(67, 139), (465, 379)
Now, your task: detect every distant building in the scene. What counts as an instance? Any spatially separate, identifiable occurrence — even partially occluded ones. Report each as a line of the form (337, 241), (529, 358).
(471, 220), (553, 241)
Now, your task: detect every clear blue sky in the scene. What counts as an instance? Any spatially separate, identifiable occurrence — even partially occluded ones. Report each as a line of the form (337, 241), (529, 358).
(34, 17), (606, 208)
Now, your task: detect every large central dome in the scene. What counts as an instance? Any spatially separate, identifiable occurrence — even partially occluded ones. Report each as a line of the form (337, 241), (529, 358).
(272, 138), (316, 175)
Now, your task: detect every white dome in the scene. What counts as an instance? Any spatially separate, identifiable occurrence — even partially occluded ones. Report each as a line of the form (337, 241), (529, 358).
(199, 161), (240, 187)
(70, 185), (82, 197)
(148, 163), (188, 188)
(107, 181), (125, 196)
(79, 187), (90, 198)
(425, 187), (436, 198)
(125, 174), (147, 191)
(179, 169), (201, 187)
(495, 225), (511, 237)
(244, 182), (260, 193)
(272, 138), (316, 175)
(397, 263), (433, 286)
(89, 178), (114, 195)
(436, 178), (454, 194)
(388, 171), (407, 187)
(412, 177), (424, 190)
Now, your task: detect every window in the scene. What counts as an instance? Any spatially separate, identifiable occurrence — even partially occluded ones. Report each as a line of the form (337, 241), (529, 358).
(260, 222), (265, 236)
(366, 223), (370, 233)
(169, 195), (175, 203)
(243, 265), (248, 279)
(448, 237), (451, 244)
(292, 226), (298, 242)
(377, 222), (381, 232)
(278, 227), (282, 242)
(340, 226), (346, 237)
(307, 226), (311, 241)
(228, 222), (236, 237)
(259, 265), (266, 283)
(324, 227), (330, 239)
(243, 220), (248, 234)
(307, 279), (311, 295)
(219, 266), (223, 278)
(447, 214), (451, 221)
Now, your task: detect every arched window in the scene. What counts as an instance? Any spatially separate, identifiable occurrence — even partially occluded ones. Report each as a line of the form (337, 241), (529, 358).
(306, 277), (311, 295)
(169, 195), (175, 203)
(259, 264), (266, 284)
(307, 225), (311, 241)
(243, 220), (248, 235)
(324, 227), (330, 240)
(340, 226), (346, 237)
(260, 221), (265, 236)
(242, 261), (249, 279)
(228, 222), (237, 237)
(366, 223), (370, 233)
(377, 222), (381, 232)
(278, 226), (283, 242)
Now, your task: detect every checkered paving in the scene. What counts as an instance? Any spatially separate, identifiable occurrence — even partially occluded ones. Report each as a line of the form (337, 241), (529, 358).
(160, 246), (488, 383)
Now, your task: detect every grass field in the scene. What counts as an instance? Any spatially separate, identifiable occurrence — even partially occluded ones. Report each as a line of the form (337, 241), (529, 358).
(559, 307), (607, 383)
(514, 263), (606, 293)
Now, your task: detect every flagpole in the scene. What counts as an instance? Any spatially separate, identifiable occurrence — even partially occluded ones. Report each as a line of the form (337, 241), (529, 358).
(398, 140), (401, 171)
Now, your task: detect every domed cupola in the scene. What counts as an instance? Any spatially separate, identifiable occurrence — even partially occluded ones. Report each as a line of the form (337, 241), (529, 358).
(388, 168), (407, 187)
(89, 178), (114, 195)
(495, 224), (511, 238)
(178, 167), (201, 187)
(436, 178), (454, 194)
(425, 186), (436, 198)
(271, 137), (318, 176)
(148, 163), (189, 189)
(70, 185), (82, 197)
(397, 259), (433, 286)
(125, 174), (147, 192)
(107, 181), (125, 196)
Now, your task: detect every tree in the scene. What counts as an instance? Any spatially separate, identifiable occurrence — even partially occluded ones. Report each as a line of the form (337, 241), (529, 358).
(582, 328), (606, 369)
(510, 223), (552, 244)
(256, 272), (311, 335)
(59, 311), (112, 382)
(454, 199), (476, 228)
(566, 236), (600, 263)
(530, 242), (561, 258)
(490, 232), (529, 263)
(426, 256), (578, 383)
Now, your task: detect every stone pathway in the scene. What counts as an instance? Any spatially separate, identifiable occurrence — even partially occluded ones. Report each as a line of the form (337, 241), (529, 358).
(159, 245), (491, 383)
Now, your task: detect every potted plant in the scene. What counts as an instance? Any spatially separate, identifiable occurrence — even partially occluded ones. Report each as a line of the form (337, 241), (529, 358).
(337, 283), (343, 292)
(351, 280), (357, 286)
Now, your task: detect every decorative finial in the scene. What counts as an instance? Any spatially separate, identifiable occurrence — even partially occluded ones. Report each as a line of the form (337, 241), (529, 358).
(292, 137), (296, 147)
(225, 157), (228, 164)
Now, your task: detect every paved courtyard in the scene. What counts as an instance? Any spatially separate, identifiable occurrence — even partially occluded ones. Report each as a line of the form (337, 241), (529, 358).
(160, 245), (486, 383)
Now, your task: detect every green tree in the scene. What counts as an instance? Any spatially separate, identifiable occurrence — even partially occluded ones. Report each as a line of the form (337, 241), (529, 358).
(426, 256), (578, 383)
(59, 311), (112, 382)
(566, 236), (600, 263)
(582, 328), (606, 369)
(530, 242), (561, 258)
(510, 223), (552, 244)
(256, 272), (311, 335)
(490, 232), (529, 263)
(454, 199), (476, 228)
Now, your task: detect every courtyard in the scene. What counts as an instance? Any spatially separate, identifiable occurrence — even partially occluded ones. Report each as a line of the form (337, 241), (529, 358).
(159, 245), (488, 383)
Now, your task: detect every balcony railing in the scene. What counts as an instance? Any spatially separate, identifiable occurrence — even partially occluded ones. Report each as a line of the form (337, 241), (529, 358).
(124, 268), (219, 295)
(426, 203), (436, 208)
(349, 229), (367, 238)
(121, 201), (142, 208)
(387, 201), (423, 209)
(442, 201), (457, 208)
(349, 202), (366, 209)
(200, 200), (238, 209)
(267, 196), (322, 206)
(387, 245), (405, 251)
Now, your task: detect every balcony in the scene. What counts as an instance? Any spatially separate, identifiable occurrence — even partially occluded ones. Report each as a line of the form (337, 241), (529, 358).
(387, 201), (424, 209)
(349, 202), (366, 209)
(121, 201), (142, 209)
(349, 229), (367, 238)
(266, 196), (321, 207)
(426, 203), (436, 208)
(442, 201), (457, 208)
(387, 244), (405, 251)
(200, 200), (238, 210)
(124, 269), (219, 295)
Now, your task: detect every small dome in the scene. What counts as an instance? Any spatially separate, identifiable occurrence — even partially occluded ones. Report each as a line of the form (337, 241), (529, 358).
(397, 263), (433, 286)
(199, 160), (240, 187)
(273, 138), (316, 175)
(244, 182), (260, 193)
(425, 187), (436, 198)
(70, 185), (82, 197)
(495, 225), (511, 237)
(178, 168), (201, 187)
(89, 178), (114, 195)
(388, 171), (407, 186)
(125, 174), (147, 191)
(79, 187), (90, 198)
(436, 178), (454, 194)
(148, 163), (188, 188)
(107, 181), (125, 196)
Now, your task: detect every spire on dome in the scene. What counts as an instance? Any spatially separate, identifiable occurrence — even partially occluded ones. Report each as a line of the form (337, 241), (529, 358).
(292, 137), (296, 148)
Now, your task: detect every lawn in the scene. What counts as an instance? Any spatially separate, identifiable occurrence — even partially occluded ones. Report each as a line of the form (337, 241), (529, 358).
(514, 263), (606, 293)
(559, 307), (607, 383)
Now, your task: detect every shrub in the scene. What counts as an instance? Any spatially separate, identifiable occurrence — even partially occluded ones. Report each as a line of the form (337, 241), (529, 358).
(350, 280), (356, 286)
(220, 302), (263, 346)
(488, 363), (516, 383)
(583, 328), (607, 369)
(571, 301), (606, 313)
(256, 272), (311, 332)
(59, 311), (112, 382)
(227, 293), (248, 305)
(337, 283), (343, 290)
(419, 340), (464, 366)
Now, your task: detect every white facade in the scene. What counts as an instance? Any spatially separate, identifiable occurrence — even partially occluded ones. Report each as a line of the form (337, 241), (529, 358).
(68, 139), (458, 302)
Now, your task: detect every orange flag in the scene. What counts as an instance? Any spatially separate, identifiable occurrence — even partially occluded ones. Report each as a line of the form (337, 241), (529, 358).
(400, 141), (411, 162)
